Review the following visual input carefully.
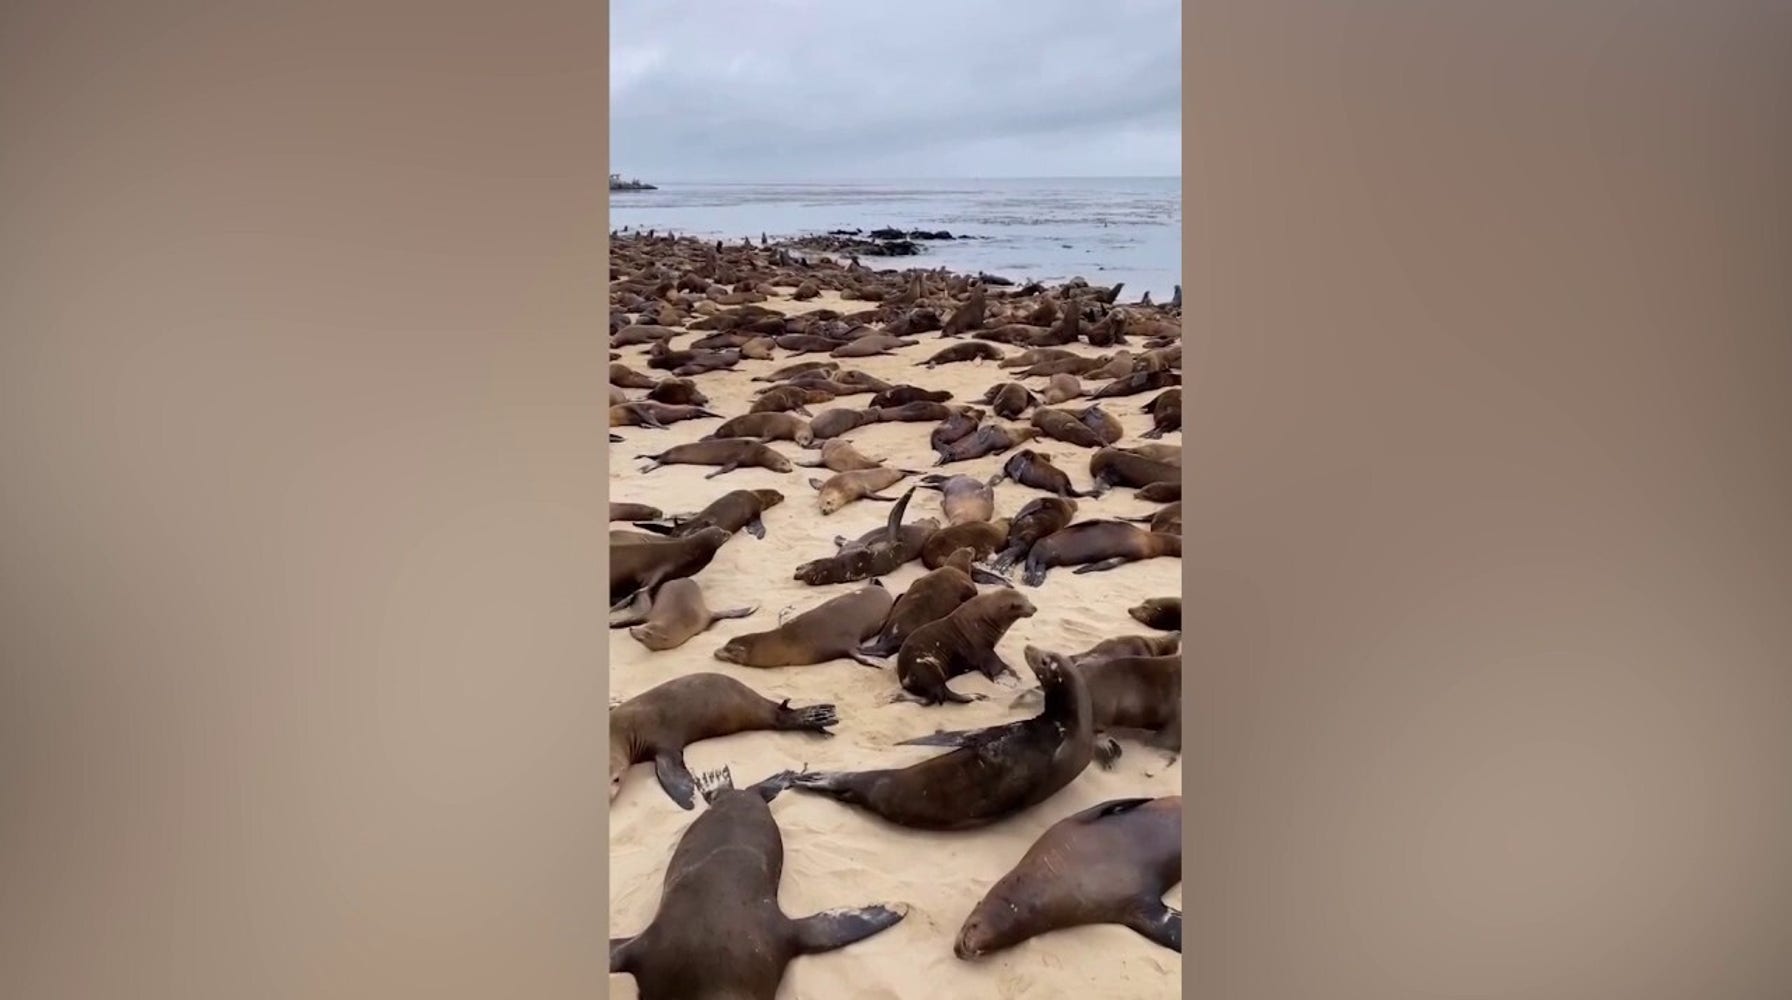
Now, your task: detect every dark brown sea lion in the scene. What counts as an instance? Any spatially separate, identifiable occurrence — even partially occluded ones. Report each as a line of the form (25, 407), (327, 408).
(610, 402), (723, 429)
(972, 323), (1050, 346)
(1128, 597), (1181, 631)
(808, 406), (884, 440)
(611, 363), (658, 389)
(812, 466), (912, 514)
(712, 581), (892, 668)
(858, 548), (981, 658)
(1021, 520), (1181, 586)
(632, 488), (785, 541)
(1123, 442), (1183, 466)
(608, 674), (837, 808)
(793, 645), (1114, 827)
(647, 378), (709, 406)
(872, 400), (955, 423)
(793, 277), (822, 299)
(1076, 404), (1125, 445)
(940, 283), (987, 336)
(1089, 446), (1178, 493)
(924, 341), (1005, 367)
(1016, 353), (1108, 378)
(1009, 652), (1183, 761)
(636, 439), (794, 478)
(792, 489), (938, 585)
(793, 438), (885, 472)
(1120, 500), (1182, 536)
(985, 382), (1039, 420)
(1030, 407), (1107, 448)
(892, 587), (1035, 705)
(920, 519), (1010, 570)
(773, 333), (844, 355)
(1066, 632), (1182, 667)
(609, 526), (732, 609)
(990, 496), (1078, 572)
(987, 450), (1093, 498)
(1090, 369), (1181, 399)
(834, 369), (894, 391)
(998, 346), (1078, 369)
(622, 578), (759, 652)
(1142, 387), (1181, 438)
(1040, 373), (1083, 404)
(610, 502), (664, 523)
(1135, 481), (1182, 502)
(929, 407), (985, 456)
(869, 385), (952, 408)
(608, 768), (908, 1000)
(953, 796), (1181, 959)
(917, 473), (994, 524)
(752, 359), (838, 382)
(935, 423), (1038, 466)
(830, 333), (915, 358)
(750, 385), (831, 415)
(709, 412), (814, 446)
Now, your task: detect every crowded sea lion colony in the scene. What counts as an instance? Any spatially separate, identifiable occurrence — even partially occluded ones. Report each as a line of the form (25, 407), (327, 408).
(608, 232), (1184, 998)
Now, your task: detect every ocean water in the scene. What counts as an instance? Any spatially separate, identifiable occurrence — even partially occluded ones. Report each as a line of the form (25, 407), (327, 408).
(607, 177), (1182, 302)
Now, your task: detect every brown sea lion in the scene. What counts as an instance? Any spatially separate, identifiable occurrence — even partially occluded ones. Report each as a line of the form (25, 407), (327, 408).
(808, 406), (884, 440)
(984, 382), (1039, 420)
(924, 341), (1005, 366)
(752, 359), (838, 382)
(611, 363), (658, 389)
(1142, 387), (1181, 438)
(740, 336), (777, 360)
(917, 473), (994, 524)
(793, 277), (822, 299)
(750, 385), (831, 415)
(793, 645), (1115, 827)
(610, 502), (664, 523)
(872, 400), (955, 423)
(1120, 500), (1182, 536)
(1123, 442), (1183, 466)
(940, 283), (987, 336)
(1016, 354), (1107, 378)
(1076, 404), (1125, 445)
(793, 438), (885, 472)
(811, 466), (912, 514)
(998, 346), (1078, 369)
(935, 423), (1037, 466)
(1089, 446), (1178, 493)
(1090, 369), (1180, 399)
(710, 412), (814, 446)
(792, 488), (938, 585)
(1128, 597), (1181, 631)
(929, 407), (985, 456)
(972, 323), (1050, 346)
(1066, 632), (1182, 667)
(1008, 652), (1184, 761)
(869, 385), (952, 408)
(773, 333), (844, 354)
(1040, 373), (1084, 404)
(990, 496), (1078, 573)
(647, 378), (709, 406)
(1030, 407), (1107, 448)
(609, 768), (908, 999)
(632, 488), (785, 540)
(858, 548), (982, 658)
(1135, 481), (1181, 502)
(607, 674), (837, 808)
(637, 439), (794, 478)
(920, 518), (1011, 570)
(610, 402), (723, 429)
(892, 587), (1035, 705)
(609, 385), (629, 406)
(1021, 520), (1181, 586)
(834, 369), (894, 391)
(622, 578), (759, 652)
(987, 450), (1093, 498)
(712, 581), (893, 668)
(830, 333), (915, 358)
(953, 796), (1181, 959)
(609, 526), (732, 609)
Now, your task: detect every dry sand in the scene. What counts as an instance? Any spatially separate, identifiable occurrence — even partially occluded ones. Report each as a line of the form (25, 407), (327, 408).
(609, 290), (1182, 999)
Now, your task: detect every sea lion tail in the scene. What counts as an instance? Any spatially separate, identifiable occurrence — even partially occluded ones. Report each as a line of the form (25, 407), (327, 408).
(694, 766), (735, 804)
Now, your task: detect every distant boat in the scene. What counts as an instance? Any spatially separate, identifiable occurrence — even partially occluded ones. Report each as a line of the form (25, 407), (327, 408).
(609, 173), (657, 191)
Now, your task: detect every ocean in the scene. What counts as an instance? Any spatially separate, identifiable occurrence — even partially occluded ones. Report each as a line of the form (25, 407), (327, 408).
(607, 177), (1182, 302)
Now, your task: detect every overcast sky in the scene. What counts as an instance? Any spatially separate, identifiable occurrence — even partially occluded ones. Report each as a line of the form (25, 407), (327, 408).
(610, 0), (1181, 182)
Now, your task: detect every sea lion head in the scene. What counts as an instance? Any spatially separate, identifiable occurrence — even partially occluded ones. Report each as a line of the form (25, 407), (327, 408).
(751, 488), (786, 510)
(1022, 644), (1068, 682)
(692, 526), (733, 551)
(954, 884), (1037, 960)
(713, 637), (749, 665)
(989, 588), (1037, 623)
(607, 730), (630, 802)
(762, 449), (795, 474)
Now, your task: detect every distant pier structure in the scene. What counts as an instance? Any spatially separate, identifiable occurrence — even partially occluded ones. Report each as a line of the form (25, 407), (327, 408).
(609, 173), (657, 191)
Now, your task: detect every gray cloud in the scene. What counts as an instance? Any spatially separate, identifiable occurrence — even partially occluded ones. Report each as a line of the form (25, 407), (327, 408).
(611, 0), (1181, 181)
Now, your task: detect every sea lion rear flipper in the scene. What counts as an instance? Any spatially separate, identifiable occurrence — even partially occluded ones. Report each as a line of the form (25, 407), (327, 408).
(808, 478), (826, 491)
(969, 566), (1012, 587)
(745, 516), (766, 539)
(632, 520), (678, 536)
(863, 492), (899, 502)
(845, 650), (886, 669)
(1124, 902), (1182, 953)
(788, 903), (910, 955)
(608, 590), (653, 628)
(654, 752), (698, 810)
(710, 604), (758, 621)
(1073, 557), (1129, 575)
(882, 486), (917, 545)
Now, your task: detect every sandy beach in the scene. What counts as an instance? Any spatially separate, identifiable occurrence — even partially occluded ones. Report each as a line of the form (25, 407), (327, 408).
(609, 287), (1182, 999)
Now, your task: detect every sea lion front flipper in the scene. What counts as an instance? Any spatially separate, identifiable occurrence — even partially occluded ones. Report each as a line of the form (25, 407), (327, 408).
(608, 590), (653, 629)
(632, 520), (678, 536)
(845, 650), (887, 669)
(808, 478), (826, 491)
(788, 903), (910, 955)
(745, 516), (766, 539)
(703, 461), (741, 479)
(1092, 737), (1123, 770)
(1123, 902), (1182, 953)
(863, 492), (899, 502)
(1073, 557), (1129, 575)
(654, 751), (698, 810)
(609, 433), (624, 443)
(609, 935), (638, 973)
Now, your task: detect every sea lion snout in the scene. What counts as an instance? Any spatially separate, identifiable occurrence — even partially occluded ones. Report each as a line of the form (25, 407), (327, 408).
(713, 640), (746, 664)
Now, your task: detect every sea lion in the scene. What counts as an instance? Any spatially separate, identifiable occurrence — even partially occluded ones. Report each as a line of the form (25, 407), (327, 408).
(623, 578), (758, 652)
(953, 796), (1182, 959)
(986, 382), (1039, 420)
(647, 377), (709, 407)
(998, 347), (1078, 369)
(859, 548), (983, 658)
(1135, 481), (1182, 502)
(609, 385), (629, 406)
(1084, 350), (1138, 382)
(987, 450), (1092, 498)
(872, 401), (955, 423)
(1090, 369), (1180, 399)
(935, 423), (1037, 466)
(609, 526), (732, 610)
(811, 466), (912, 514)
(610, 402), (723, 429)
(750, 385), (831, 416)
(1016, 354), (1107, 378)
(1067, 632), (1182, 667)
(1030, 407), (1107, 448)
(774, 333), (845, 355)
(1122, 442), (1183, 466)
(929, 407), (985, 456)
(1007, 652), (1183, 760)
(709, 412), (815, 446)
(1076, 404), (1125, 445)
(1021, 520), (1182, 586)
(712, 582), (893, 668)
(1142, 387), (1181, 438)
(1040, 373), (1083, 404)
(632, 488), (785, 540)
(1089, 446), (1179, 493)
(1128, 597), (1181, 631)
(611, 363), (658, 389)
(793, 645), (1114, 827)
(792, 489), (939, 585)
(610, 502), (663, 523)
(835, 369), (894, 391)
(920, 518), (1011, 570)
(892, 588), (1035, 705)
(830, 333), (915, 358)
(924, 341), (1005, 367)
(608, 768), (908, 1000)
(972, 323), (1050, 346)
(752, 359), (838, 382)
(637, 439), (794, 478)
(740, 336), (776, 360)
(793, 438), (885, 472)
(1120, 500), (1182, 536)
(869, 385), (952, 408)
(940, 283), (987, 336)
(917, 473), (995, 524)
(608, 673), (834, 807)
(990, 496), (1078, 572)
(808, 407), (883, 440)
